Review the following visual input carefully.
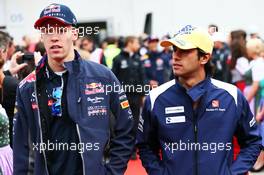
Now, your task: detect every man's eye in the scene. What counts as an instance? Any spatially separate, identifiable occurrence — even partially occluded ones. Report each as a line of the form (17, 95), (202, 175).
(59, 27), (68, 34)
(40, 28), (47, 34)
(172, 46), (177, 52)
(59, 28), (65, 33)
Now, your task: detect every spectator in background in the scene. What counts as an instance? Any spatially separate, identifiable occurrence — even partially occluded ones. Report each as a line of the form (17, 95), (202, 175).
(230, 30), (247, 45)
(103, 37), (121, 68)
(208, 24), (218, 35)
(257, 43), (264, 122)
(0, 31), (19, 146)
(230, 40), (249, 92)
(244, 39), (264, 171)
(0, 104), (13, 175)
(249, 38), (264, 172)
(112, 36), (145, 160)
(100, 38), (108, 50)
(142, 36), (168, 88)
(211, 32), (231, 82)
(3, 34), (15, 72)
(117, 36), (125, 49)
(245, 38), (264, 113)
(22, 35), (36, 52)
(229, 34), (250, 162)
(160, 35), (173, 82)
(81, 36), (105, 64)
(73, 37), (82, 49)
(0, 32), (29, 78)
(139, 33), (149, 59)
(249, 26), (261, 39)
(73, 37), (90, 60)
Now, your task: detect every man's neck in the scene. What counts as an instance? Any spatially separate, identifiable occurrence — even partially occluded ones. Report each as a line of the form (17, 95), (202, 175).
(48, 49), (75, 72)
(178, 70), (206, 90)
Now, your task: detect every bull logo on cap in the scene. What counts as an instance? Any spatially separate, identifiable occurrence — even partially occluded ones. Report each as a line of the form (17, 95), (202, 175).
(44, 4), (61, 15)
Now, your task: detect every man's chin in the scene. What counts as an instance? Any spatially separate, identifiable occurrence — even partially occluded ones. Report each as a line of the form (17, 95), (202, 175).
(49, 53), (65, 61)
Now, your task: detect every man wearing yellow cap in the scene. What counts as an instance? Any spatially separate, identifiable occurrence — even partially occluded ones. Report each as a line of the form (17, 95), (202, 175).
(137, 25), (261, 175)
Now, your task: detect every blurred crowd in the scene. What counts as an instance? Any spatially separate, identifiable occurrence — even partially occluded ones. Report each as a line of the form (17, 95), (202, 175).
(0, 23), (264, 172)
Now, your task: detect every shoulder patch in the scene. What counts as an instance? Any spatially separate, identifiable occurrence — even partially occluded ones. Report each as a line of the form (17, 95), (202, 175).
(149, 80), (175, 110)
(19, 71), (36, 88)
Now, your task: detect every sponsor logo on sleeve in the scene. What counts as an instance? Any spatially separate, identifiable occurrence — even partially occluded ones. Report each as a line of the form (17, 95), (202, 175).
(249, 116), (256, 127)
(120, 100), (129, 109)
(206, 100), (225, 112)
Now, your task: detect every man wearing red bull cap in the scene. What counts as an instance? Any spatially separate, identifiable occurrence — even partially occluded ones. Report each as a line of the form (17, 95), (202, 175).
(137, 25), (261, 175)
(13, 3), (135, 175)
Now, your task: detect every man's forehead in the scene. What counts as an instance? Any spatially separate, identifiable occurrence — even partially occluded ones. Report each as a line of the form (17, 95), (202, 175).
(173, 46), (198, 52)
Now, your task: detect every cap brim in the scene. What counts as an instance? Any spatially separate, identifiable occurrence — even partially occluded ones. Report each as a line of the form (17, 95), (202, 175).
(148, 39), (159, 43)
(34, 16), (71, 29)
(160, 39), (197, 50)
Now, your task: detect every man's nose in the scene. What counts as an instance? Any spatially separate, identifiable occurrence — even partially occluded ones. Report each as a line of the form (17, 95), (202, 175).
(173, 51), (181, 60)
(51, 35), (59, 42)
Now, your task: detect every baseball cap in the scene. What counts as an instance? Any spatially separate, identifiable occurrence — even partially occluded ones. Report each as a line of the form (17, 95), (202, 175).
(160, 25), (214, 54)
(34, 3), (77, 29)
(148, 36), (159, 43)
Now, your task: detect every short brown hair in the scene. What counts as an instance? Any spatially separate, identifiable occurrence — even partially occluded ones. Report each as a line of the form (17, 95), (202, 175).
(0, 31), (10, 51)
(0, 31), (10, 69)
(124, 36), (137, 47)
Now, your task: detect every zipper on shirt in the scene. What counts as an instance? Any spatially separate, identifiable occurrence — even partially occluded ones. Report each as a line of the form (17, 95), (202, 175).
(34, 82), (50, 175)
(193, 108), (198, 175)
(76, 124), (86, 175)
(194, 123), (198, 175)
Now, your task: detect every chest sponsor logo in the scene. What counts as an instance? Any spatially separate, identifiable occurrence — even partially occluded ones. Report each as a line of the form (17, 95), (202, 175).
(144, 59), (151, 68)
(165, 106), (184, 114)
(85, 83), (105, 95)
(212, 100), (219, 108)
(87, 106), (107, 116)
(206, 100), (225, 112)
(166, 116), (186, 124)
(87, 97), (104, 104)
(133, 61), (139, 66)
(156, 58), (164, 70)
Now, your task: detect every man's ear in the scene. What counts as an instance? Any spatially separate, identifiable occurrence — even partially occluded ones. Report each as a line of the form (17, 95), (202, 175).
(200, 54), (211, 65)
(72, 27), (78, 41)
